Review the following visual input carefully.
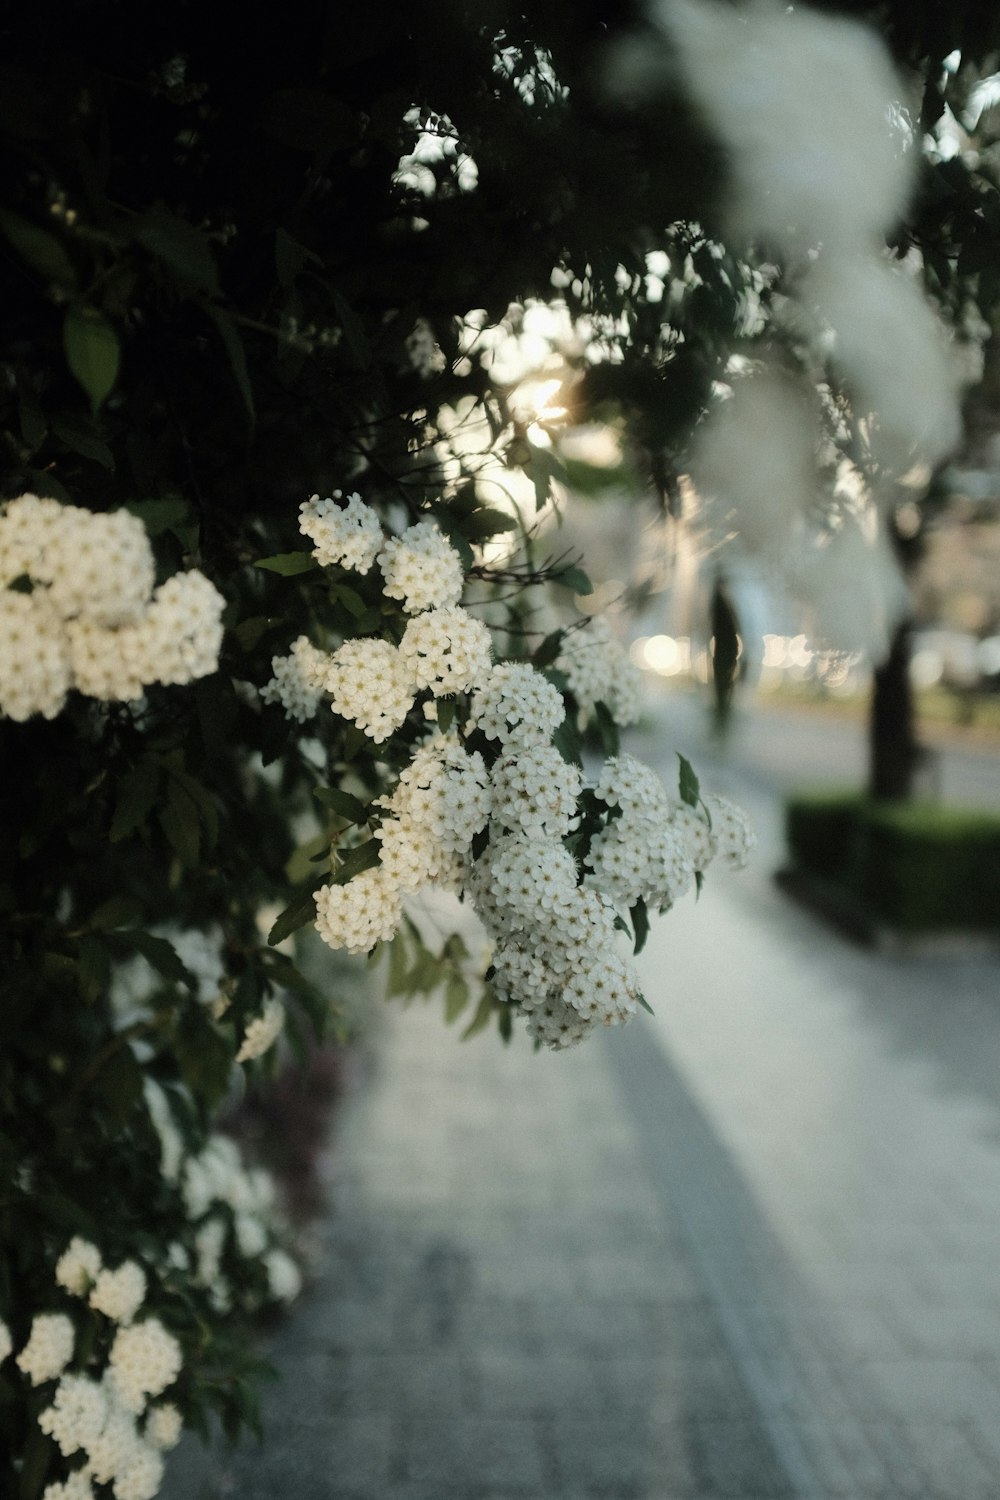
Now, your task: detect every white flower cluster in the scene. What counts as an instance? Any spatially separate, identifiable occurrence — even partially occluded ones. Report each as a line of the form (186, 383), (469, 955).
(277, 491), (752, 1051)
(260, 633), (329, 722)
(55, 1237), (102, 1297)
(90, 1263), (147, 1326)
(377, 519), (464, 613)
(36, 1367), (171, 1499)
(29, 1238), (179, 1498)
(467, 835), (635, 1049)
(315, 735), (491, 955)
(0, 1317), (12, 1364)
(490, 745), (580, 840)
(468, 661), (565, 747)
(235, 995), (285, 1062)
(53, 1241), (147, 1330)
(265, 500), (490, 742)
(587, 757), (696, 908)
(42, 1474), (95, 1500)
(299, 491), (383, 573)
(0, 494), (225, 720)
(470, 749), (753, 1048)
(400, 606), (492, 694)
(21, 1173), (297, 1499)
(325, 637), (415, 742)
(107, 1318), (182, 1414)
(15, 1312), (75, 1385)
(315, 867), (404, 956)
(556, 619), (644, 727)
(179, 1132), (299, 1313)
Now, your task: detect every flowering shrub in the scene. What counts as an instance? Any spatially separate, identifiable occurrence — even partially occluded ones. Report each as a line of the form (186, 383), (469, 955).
(0, 462), (751, 1493)
(0, 1), (982, 1494)
(256, 494), (752, 1051)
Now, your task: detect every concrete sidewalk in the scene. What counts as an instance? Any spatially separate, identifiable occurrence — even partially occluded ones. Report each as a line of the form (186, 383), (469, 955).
(163, 706), (1000, 1499)
(166, 990), (808, 1498)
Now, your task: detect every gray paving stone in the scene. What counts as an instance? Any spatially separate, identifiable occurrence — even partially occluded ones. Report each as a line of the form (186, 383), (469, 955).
(398, 1416), (548, 1490)
(603, 1355), (759, 1420)
(162, 757), (1000, 1500)
(470, 1350), (610, 1417)
(905, 1421), (999, 1500)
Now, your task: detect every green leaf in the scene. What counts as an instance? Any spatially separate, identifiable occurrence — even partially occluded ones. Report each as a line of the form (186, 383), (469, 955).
(203, 303), (255, 422)
(330, 582), (366, 617)
(533, 629), (564, 668)
(405, 946), (442, 996)
(168, 767), (220, 851)
(77, 935), (110, 1003)
(677, 753), (700, 809)
(195, 673), (238, 760)
(0, 208), (76, 288)
(87, 895), (141, 931)
(552, 715), (583, 768)
(174, 1010), (232, 1109)
(159, 779), (201, 867)
(314, 787), (368, 824)
(94, 1044), (144, 1123)
(18, 1424), (56, 1500)
(233, 615), (275, 652)
(557, 565), (593, 596)
(386, 930), (410, 998)
(136, 204), (219, 294)
(436, 698), (456, 733)
(24, 468), (71, 503)
(330, 839), (381, 885)
(462, 507), (518, 541)
(593, 699), (619, 757)
(124, 498), (190, 536)
(110, 759), (162, 842)
(444, 973), (469, 1024)
(460, 989), (495, 1041)
(629, 898), (650, 956)
(51, 413), (114, 469)
(116, 930), (193, 987)
(63, 304), (120, 413)
(267, 887), (318, 947)
(636, 991), (655, 1016)
(255, 552), (318, 576)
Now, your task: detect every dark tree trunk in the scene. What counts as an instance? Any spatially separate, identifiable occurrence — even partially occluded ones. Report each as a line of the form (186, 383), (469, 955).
(869, 619), (919, 801)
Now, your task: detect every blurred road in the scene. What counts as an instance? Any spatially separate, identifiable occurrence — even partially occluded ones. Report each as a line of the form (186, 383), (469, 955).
(163, 686), (1000, 1499)
(647, 686), (1000, 813)
(625, 688), (1000, 1495)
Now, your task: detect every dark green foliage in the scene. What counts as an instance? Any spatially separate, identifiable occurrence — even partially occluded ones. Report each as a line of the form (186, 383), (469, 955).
(786, 791), (1000, 933)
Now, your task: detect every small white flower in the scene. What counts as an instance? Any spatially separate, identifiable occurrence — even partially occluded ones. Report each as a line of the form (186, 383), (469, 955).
(90, 1262), (147, 1325)
(55, 1237), (102, 1297)
(264, 1249), (302, 1303)
(378, 519), (464, 613)
(145, 1401), (183, 1451)
(107, 1319), (183, 1414)
(16, 1312), (75, 1385)
(299, 491), (383, 573)
(235, 997), (285, 1063)
(315, 868), (403, 954)
(38, 1372), (108, 1456)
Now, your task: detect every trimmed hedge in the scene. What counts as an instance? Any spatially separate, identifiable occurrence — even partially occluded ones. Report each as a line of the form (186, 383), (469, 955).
(786, 791), (1000, 933)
